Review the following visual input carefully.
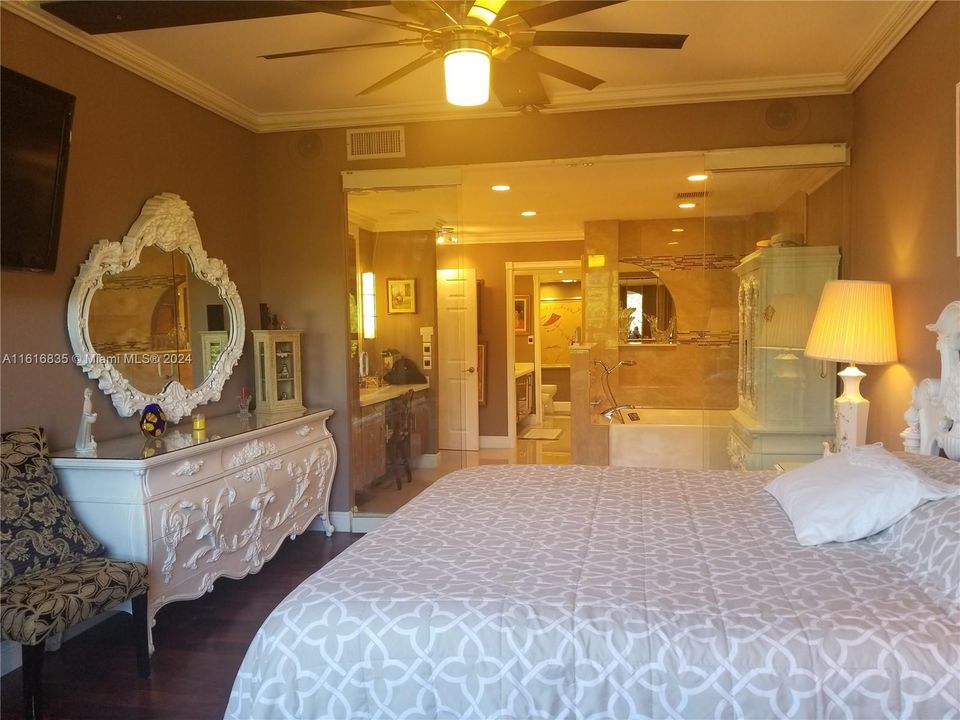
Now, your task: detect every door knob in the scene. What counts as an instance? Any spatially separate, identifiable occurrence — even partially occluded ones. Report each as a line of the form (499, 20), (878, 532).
(465, 366), (476, 373)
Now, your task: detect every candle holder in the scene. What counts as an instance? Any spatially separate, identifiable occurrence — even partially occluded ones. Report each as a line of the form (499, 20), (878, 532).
(238, 395), (252, 416)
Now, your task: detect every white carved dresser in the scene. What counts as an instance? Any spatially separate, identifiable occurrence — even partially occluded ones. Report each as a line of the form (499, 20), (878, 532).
(50, 409), (337, 649)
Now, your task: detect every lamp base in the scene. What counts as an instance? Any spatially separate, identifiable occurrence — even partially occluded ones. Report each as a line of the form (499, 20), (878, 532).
(834, 364), (869, 451)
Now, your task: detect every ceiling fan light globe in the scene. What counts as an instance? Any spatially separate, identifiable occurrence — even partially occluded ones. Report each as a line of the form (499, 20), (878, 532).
(444, 48), (490, 106)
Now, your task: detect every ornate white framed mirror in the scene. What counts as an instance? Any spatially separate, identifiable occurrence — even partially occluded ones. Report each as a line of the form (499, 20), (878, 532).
(68, 193), (245, 422)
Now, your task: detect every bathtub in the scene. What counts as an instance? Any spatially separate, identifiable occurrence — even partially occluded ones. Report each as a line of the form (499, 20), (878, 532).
(606, 408), (732, 470)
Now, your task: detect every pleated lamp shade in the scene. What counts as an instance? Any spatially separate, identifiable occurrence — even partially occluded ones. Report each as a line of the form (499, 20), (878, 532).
(805, 280), (898, 364)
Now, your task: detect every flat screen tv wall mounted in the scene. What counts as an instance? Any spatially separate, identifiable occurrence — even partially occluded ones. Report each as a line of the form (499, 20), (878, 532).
(1, 66), (75, 273)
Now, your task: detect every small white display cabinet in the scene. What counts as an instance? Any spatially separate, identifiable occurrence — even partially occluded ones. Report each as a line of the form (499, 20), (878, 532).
(252, 330), (305, 415)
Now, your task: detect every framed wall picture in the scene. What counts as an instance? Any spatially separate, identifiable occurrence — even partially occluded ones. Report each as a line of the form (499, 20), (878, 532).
(477, 341), (487, 406)
(514, 295), (529, 334)
(387, 278), (417, 314)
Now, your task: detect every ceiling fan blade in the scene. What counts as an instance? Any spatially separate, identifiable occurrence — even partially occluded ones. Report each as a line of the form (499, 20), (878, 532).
(532, 30), (687, 49)
(262, 39), (423, 60)
(522, 51), (604, 90)
(358, 53), (439, 95)
(492, 51), (549, 108)
(39, 1), (391, 34)
(513, 1), (625, 28)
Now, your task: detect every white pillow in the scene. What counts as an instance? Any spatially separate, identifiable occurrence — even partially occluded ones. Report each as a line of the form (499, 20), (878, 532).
(766, 444), (958, 546)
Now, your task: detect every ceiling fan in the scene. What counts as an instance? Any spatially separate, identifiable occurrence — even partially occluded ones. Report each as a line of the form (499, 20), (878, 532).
(40, 1), (688, 109)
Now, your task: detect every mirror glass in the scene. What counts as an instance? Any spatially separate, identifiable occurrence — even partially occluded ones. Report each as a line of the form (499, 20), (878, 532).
(616, 262), (677, 344)
(69, 193), (244, 422)
(87, 247), (229, 395)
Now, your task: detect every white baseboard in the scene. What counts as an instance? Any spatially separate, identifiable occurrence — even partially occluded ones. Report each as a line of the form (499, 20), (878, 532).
(410, 453), (439, 468)
(308, 510), (353, 534)
(552, 401), (571, 414)
(480, 435), (513, 449)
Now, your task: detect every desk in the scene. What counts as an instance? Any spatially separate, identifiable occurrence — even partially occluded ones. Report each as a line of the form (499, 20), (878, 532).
(51, 409), (337, 649)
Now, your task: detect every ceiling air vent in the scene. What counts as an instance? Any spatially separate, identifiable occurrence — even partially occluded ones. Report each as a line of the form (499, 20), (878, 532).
(675, 190), (710, 199)
(346, 126), (405, 160)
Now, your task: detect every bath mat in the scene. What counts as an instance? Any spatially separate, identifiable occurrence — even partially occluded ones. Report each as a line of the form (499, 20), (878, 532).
(520, 428), (562, 441)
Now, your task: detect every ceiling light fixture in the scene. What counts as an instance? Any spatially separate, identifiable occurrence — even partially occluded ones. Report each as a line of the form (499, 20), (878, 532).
(672, 228), (684, 233)
(520, 210), (537, 217)
(668, 241), (680, 246)
(491, 184), (511, 192)
(435, 225), (458, 244)
(443, 33), (493, 106)
(678, 202), (696, 209)
(687, 174), (709, 182)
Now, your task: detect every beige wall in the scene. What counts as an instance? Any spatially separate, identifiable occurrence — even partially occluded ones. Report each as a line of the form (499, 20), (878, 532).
(848, 0), (960, 448)
(0, 11), (259, 449)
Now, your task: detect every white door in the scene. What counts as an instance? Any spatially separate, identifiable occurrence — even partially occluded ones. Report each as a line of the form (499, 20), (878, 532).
(437, 268), (479, 451)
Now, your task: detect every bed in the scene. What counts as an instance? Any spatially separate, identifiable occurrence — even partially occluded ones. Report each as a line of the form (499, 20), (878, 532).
(227, 304), (960, 720)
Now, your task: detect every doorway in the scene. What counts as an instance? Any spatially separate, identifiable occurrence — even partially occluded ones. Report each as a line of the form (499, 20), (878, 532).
(507, 260), (582, 464)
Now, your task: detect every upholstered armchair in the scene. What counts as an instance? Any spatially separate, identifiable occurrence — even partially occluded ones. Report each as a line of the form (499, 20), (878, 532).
(1, 427), (150, 720)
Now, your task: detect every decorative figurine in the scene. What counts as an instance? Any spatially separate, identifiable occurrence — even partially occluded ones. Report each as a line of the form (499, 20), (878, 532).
(74, 388), (98, 457)
(140, 403), (168, 437)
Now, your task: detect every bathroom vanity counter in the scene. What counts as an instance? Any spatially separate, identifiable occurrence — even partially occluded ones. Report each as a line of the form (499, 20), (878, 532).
(514, 362), (535, 379)
(358, 382), (430, 408)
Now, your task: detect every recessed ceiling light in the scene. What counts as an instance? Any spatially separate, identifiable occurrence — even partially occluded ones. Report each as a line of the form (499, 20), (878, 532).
(491, 184), (511, 192)
(678, 202), (696, 209)
(687, 174), (709, 182)
(520, 210), (537, 217)
(672, 228), (684, 233)
(557, 270), (564, 274)
(561, 278), (576, 283)
(668, 241), (680, 246)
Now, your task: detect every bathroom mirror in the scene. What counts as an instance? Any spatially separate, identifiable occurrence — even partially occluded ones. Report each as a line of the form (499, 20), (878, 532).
(617, 262), (677, 344)
(68, 193), (244, 422)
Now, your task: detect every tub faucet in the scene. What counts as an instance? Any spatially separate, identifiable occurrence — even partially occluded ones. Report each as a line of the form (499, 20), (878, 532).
(592, 359), (636, 421)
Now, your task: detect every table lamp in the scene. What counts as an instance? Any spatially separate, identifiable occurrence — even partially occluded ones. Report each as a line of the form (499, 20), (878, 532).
(805, 280), (897, 451)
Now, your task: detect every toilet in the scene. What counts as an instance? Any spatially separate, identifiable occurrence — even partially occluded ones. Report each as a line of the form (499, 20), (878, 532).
(541, 384), (558, 415)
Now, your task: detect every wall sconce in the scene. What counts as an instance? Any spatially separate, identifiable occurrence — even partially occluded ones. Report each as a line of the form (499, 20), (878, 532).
(361, 271), (376, 339)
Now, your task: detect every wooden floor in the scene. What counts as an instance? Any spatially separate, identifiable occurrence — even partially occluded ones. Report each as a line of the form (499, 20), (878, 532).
(1, 531), (363, 719)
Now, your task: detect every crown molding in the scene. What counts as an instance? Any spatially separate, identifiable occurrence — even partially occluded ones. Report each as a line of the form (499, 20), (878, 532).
(3, 1), (261, 131)
(844, 0), (934, 91)
(6, 0), (934, 134)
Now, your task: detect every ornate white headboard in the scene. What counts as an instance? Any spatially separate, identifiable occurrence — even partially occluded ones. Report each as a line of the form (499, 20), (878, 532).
(901, 300), (960, 459)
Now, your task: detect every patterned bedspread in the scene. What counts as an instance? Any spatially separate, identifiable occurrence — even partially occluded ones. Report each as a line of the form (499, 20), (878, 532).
(227, 458), (960, 719)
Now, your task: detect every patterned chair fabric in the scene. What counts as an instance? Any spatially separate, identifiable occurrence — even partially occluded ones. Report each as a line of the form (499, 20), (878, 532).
(1, 426), (151, 720)
(1, 556), (148, 646)
(1, 427), (104, 583)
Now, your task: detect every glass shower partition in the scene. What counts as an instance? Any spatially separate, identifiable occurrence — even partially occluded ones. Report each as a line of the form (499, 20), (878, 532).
(343, 169), (468, 530)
